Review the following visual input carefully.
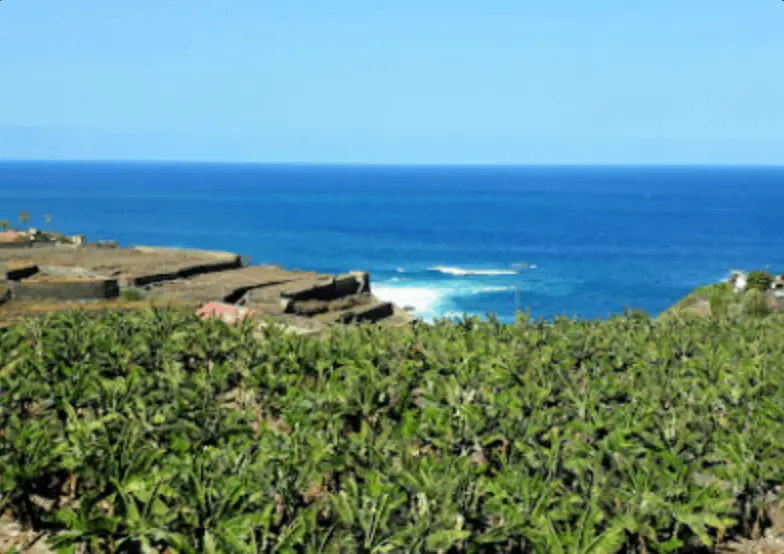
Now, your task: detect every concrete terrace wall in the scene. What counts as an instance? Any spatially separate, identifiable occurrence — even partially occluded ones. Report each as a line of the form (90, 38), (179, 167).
(129, 258), (243, 287)
(10, 279), (120, 301)
(0, 241), (72, 250)
(282, 272), (370, 302)
(332, 301), (394, 324)
(131, 246), (239, 259)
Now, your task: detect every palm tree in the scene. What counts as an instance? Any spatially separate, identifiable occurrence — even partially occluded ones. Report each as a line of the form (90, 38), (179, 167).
(0, 220), (9, 232)
(45, 213), (52, 226)
(19, 211), (30, 226)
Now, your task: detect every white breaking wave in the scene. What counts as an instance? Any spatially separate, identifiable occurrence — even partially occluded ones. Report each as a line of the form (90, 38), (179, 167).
(395, 267), (406, 273)
(479, 286), (515, 293)
(374, 286), (442, 315)
(427, 265), (518, 276)
(374, 282), (517, 321)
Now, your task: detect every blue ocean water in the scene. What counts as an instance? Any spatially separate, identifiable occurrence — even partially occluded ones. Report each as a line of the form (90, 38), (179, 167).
(1, 162), (783, 322)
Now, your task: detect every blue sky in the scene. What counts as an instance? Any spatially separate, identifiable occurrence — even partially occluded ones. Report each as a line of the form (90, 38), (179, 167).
(1, 1), (783, 164)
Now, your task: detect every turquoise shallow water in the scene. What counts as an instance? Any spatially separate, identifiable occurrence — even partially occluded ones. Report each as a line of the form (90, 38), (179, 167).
(1, 162), (782, 322)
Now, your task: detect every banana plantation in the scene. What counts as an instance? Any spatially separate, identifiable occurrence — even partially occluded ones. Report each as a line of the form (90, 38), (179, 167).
(1, 309), (784, 553)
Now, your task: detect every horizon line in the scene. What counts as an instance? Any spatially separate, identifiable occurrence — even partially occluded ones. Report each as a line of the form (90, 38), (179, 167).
(2, 159), (784, 169)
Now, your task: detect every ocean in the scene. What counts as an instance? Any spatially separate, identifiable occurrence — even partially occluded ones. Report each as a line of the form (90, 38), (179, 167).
(1, 162), (782, 322)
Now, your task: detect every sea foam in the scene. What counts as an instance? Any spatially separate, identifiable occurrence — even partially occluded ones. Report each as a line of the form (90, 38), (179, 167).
(374, 281), (517, 320)
(479, 285), (516, 293)
(373, 286), (443, 315)
(428, 266), (518, 276)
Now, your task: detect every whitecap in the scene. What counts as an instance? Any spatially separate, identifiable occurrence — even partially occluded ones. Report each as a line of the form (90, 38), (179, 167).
(373, 286), (443, 316)
(374, 281), (519, 321)
(395, 267), (406, 273)
(479, 285), (516, 293)
(427, 265), (518, 276)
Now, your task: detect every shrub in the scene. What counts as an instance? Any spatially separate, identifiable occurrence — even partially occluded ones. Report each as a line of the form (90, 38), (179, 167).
(742, 288), (772, 317)
(709, 286), (731, 316)
(119, 288), (145, 301)
(747, 270), (774, 292)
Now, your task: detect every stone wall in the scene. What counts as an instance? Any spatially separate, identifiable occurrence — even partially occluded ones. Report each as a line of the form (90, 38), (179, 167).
(10, 279), (120, 301)
(0, 241), (58, 250)
(332, 301), (394, 324)
(129, 258), (243, 287)
(282, 271), (370, 302)
(132, 246), (238, 258)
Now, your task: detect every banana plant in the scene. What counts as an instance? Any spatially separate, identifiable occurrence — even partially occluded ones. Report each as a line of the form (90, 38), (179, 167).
(329, 471), (407, 553)
(172, 446), (283, 552)
(2, 301), (784, 552)
(50, 474), (186, 554)
(0, 415), (66, 527)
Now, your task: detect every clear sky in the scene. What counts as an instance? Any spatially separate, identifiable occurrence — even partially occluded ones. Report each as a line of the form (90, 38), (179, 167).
(1, 1), (783, 164)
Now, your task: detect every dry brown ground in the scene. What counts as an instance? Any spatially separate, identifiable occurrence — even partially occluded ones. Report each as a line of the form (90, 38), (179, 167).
(0, 298), (198, 327)
(0, 245), (240, 282)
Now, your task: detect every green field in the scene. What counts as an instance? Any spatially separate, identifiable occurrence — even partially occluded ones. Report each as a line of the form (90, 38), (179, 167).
(2, 309), (784, 553)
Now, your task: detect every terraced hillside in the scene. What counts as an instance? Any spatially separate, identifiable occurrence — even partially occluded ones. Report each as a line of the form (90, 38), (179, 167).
(0, 243), (414, 332)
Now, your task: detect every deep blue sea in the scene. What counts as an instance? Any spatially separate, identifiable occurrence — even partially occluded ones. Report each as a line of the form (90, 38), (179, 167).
(1, 162), (783, 322)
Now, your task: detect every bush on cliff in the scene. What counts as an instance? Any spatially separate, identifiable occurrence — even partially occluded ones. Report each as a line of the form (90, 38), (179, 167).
(708, 283), (732, 317)
(747, 270), (775, 292)
(119, 288), (145, 301)
(742, 288), (773, 317)
(2, 309), (784, 552)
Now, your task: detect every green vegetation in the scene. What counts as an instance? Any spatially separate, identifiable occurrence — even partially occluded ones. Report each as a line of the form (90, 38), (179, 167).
(670, 282), (730, 317)
(18, 211), (30, 226)
(0, 220), (10, 232)
(671, 274), (782, 318)
(741, 289), (772, 318)
(2, 309), (784, 552)
(746, 270), (775, 293)
(119, 288), (146, 302)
